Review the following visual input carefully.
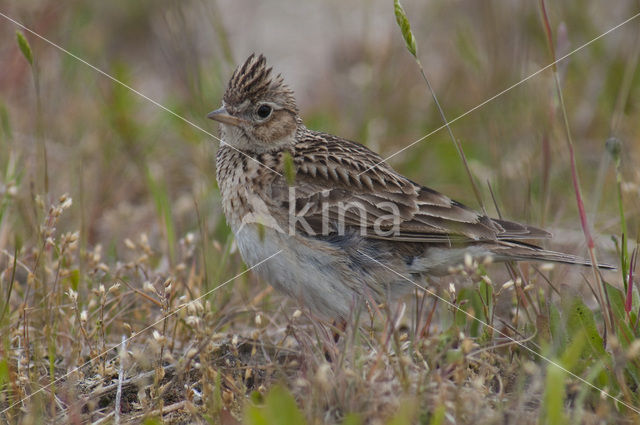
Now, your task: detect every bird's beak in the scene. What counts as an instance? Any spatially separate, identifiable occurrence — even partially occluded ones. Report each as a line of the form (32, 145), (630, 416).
(207, 106), (245, 127)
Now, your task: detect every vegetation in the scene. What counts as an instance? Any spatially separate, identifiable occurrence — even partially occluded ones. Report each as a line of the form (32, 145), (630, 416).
(1, 0), (639, 423)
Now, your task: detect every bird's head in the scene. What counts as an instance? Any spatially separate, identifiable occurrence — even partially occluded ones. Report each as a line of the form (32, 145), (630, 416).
(208, 54), (299, 152)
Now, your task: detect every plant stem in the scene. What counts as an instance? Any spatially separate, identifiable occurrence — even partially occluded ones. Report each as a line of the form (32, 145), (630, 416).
(415, 60), (487, 213)
(539, 0), (613, 338)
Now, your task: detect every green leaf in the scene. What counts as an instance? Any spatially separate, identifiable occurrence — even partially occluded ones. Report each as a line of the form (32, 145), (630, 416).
(567, 299), (605, 358)
(477, 325), (493, 344)
(560, 330), (586, 372)
(428, 404), (445, 425)
(385, 399), (417, 425)
(244, 386), (306, 425)
(244, 406), (269, 425)
(66, 269), (80, 291)
(445, 348), (463, 364)
(0, 102), (11, 140)
(462, 288), (483, 336)
(282, 151), (295, 186)
(605, 281), (625, 320)
(0, 357), (9, 388)
(16, 31), (33, 66)
(265, 386), (306, 425)
(394, 0), (417, 58)
(602, 282), (640, 349)
(542, 363), (567, 425)
(341, 413), (362, 425)
(249, 390), (263, 404)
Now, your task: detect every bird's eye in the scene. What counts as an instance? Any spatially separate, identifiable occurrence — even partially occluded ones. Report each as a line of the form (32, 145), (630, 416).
(256, 104), (272, 119)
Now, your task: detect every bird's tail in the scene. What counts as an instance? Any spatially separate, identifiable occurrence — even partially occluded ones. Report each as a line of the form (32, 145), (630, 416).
(491, 241), (616, 270)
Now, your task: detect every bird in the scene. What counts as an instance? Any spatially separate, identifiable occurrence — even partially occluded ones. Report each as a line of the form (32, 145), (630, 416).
(208, 53), (613, 321)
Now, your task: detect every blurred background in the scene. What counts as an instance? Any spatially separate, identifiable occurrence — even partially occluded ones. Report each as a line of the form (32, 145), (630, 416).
(1, 1), (640, 422)
(1, 0), (638, 261)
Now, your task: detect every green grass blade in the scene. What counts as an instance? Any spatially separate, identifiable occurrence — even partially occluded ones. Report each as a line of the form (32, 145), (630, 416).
(393, 0), (417, 58)
(16, 30), (33, 66)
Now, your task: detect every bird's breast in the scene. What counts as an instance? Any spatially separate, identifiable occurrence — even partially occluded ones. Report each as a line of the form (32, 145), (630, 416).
(215, 145), (284, 229)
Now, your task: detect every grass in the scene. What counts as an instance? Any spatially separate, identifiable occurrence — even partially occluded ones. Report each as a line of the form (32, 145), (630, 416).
(1, 0), (640, 423)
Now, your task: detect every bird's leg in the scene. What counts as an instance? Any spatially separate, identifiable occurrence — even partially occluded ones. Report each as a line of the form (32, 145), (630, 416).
(332, 318), (347, 343)
(323, 318), (347, 362)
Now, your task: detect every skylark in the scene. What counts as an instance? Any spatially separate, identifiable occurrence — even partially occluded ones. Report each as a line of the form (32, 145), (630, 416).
(209, 54), (611, 320)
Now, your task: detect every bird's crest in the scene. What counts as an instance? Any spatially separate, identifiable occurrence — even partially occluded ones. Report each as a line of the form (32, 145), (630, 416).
(223, 54), (297, 111)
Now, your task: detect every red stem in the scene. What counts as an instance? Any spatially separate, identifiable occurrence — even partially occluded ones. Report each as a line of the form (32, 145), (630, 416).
(567, 142), (595, 249)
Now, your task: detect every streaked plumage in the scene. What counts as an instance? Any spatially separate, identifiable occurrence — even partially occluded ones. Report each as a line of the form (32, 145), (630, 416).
(210, 54), (612, 320)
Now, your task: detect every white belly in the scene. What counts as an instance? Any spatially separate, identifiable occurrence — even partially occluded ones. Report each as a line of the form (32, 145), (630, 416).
(233, 223), (359, 319)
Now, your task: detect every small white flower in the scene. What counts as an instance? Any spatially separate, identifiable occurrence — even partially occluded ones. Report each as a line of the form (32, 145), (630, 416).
(192, 300), (204, 314)
(152, 330), (165, 343)
(501, 280), (514, 290)
(185, 316), (200, 327)
(67, 289), (78, 302)
(58, 193), (73, 210)
(60, 197), (72, 210)
(124, 238), (136, 250)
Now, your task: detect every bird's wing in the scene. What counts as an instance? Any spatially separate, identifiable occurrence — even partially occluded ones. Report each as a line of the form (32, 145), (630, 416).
(267, 130), (551, 243)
